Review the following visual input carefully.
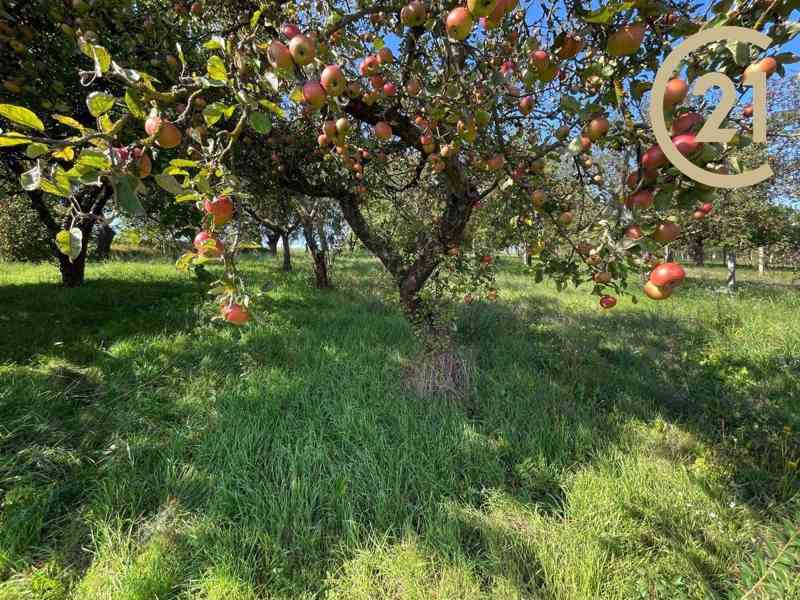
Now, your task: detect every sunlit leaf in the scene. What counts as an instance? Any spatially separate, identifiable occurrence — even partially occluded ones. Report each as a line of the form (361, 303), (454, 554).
(154, 173), (184, 195)
(124, 88), (147, 119)
(258, 99), (285, 118)
(248, 111), (272, 134)
(20, 162), (41, 191)
(0, 104), (45, 132)
(207, 55), (228, 82)
(53, 114), (84, 130)
(77, 149), (111, 170)
(53, 146), (75, 161)
(25, 143), (49, 158)
(56, 228), (83, 261)
(203, 102), (235, 125)
(86, 92), (115, 117)
(176, 192), (202, 203)
(0, 132), (32, 147)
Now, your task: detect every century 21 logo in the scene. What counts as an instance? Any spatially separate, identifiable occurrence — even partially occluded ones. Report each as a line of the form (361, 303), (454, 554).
(650, 27), (773, 189)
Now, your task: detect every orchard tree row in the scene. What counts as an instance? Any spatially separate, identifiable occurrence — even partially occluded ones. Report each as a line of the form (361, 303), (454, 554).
(0, 0), (798, 338)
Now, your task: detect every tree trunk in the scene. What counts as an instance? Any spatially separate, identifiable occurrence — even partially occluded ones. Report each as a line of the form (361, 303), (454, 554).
(281, 232), (292, 271)
(664, 244), (674, 263)
(94, 224), (115, 260)
(758, 246), (766, 274)
(317, 223), (329, 253)
(726, 249), (737, 293)
(690, 235), (705, 266)
(523, 245), (532, 266)
(303, 222), (330, 289)
(58, 220), (93, 287)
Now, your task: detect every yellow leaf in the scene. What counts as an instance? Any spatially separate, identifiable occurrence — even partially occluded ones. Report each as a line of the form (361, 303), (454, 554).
(53, 146), (75, 161)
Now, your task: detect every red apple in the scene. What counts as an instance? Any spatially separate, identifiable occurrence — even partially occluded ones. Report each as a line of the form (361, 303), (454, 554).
(400, 1), (427, 27)
(320, 65), (345, 96)
(221, 303), (250, 325)
(607, 22), (645, 56)
(671, 111), (703, 135)
(599, 295), (617, 309)
(626, 189), (654, 209)
(266, 41), (293, 70)
(446, 7), (474, 41)
(204, 195), (234, 226)
(642, 144), (668, 170)
(644, 281), (673, 300)
(194, 231), (224, 257)
(650, 262), (686, 287)
(374, 121), (393, 141)
(672, 133), (701, 156)
(303, 81), (327, 108)
(652, 221), (680, 243)
(663, 78), (688, 107)
(289, 35), (315, 66)
(587, 116), (609, 141)
(281, 23), (301, 40)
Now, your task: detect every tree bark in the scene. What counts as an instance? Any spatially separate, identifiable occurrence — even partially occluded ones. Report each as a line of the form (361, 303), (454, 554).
(523, 246), (532, 267)
(302, 221), (330, 289)
(281, 231), (292, 271)
(758, 246), (766, 274)
(664, 244), (674, 263)
(690, 235), (705, 266)
(95, 224), (115, 260)
(726, 249), (737, 293)
(317, 223), (329, 253)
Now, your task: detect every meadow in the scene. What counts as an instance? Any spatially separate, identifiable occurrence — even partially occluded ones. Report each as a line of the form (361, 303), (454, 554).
(0, 254), (798, 600)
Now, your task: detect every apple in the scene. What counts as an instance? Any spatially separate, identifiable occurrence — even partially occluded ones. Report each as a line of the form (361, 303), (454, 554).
(194, 231), (224, 257)
(446, 7), (474, 41)
(145, 116), (182, 149)
(693, 209), (707, 221)
(281, 23), (301, 40)
(336, 118), (351, 135)
(652, 221), (680, 243)
(699, 202), (713, 214)
(374, 121), (393, 140)
(468, 0), (497, 17)
(406, 78), (422, 96)
(650, 262), (685, 287)
(266, 41), (293, 70)
(626, 169), (657, 189)
(383, 82), (397, 96)
(204, 195), (234, 226)
(531, 49), (549, 67)
(221, 303), (250, 325)
(190, 2), (202, 15)
(519, 96), (534, 115)
(624, 224), (644, 239)
(626, 189), (654, 209)
(318, 134), (331, 147)
(303, 81), (327, 108)
(555, 125), (570, 140)
(559, 211), (574, 225)
(599, 295), (617, 309)
(135, 150), (151, 178)
(320, 65), (345, 96)
(579, 135), (592, 152)
(323, 120), (337, 138)
(743, 104), (754, 118)
(593, 271), (612, 284)
(289, 35), (315, 66)
(400, 1), (427, 27)
(663, 78), (688, 107)
(672, 133), (701, 156)
(744, 56), (778, 82)
(642, 144), (668, 170)
(486, 154), (505, 171)
(671, 111), (703, 135)
(587, 116), (609, 140)
(644, 281), (673, 300)
(607, 22), (645, 56)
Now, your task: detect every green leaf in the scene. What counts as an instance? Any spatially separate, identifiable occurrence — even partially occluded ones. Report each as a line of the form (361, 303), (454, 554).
(728, 41), (750, 67)
(290, 87), (304, 104)
(53, 114), (84, 130)
(258, 99), (285, 118)
(373, 37), (385, 50)
(113, 174), (144, 216)
(250, 9), (263, 29)
(580, 2), (635, 24)
(169, 159), (200, 168)
(204, 36), (226, 51)
(560, 95), (580, 114)
(76, 149), (111, 171)
(124, 89), (147, 119)
(206, 56), (228, 82)
(86, 92), (115, 117)
(39, 177), (71, 197)
(20, 162), (41, 191)
(154, 173), (184, 195)
(25, 143), (49, 158)
(0, 132), (32, 146)
(91, 45), (111, 74)
(248, 111), (272, 134)
(203, 102), (235, 125)
(176, 192), (202, 203)
(0, 104), (45, 132)
(56, 228), (83, 262)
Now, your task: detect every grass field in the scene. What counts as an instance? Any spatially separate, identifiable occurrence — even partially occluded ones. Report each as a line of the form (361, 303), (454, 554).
(1, 253), (798, 600)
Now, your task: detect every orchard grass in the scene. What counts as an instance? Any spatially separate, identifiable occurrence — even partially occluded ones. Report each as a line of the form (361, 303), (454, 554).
(0, 253), (798, 599)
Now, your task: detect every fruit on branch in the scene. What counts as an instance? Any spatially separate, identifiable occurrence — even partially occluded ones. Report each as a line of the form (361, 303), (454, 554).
(289, 34), (315, 66)
(587, 116), (609, 140)
(336, 118), (351, 135)
(744, 56), (778, 82)
(303, 81), (327, 108)
(530, 49), (549, 67)
(446, 7), (474, 41)
(321, 65), (345, 96)
(579, 135), (592, 152)
(671, 111), (703, 135)
(144, 115), (182, 149)
(626, 169), (657, 189)
(624, 224), (644, 239)
(266, 41), (293, 70)
(486, 154), (505, 171)
(519, 95), (534, 115)
(599, 295), (617, 309)
(383, 82), (397, 96)
(626, 189), (654, 209)
(652, 221), (680, 243)
(281, 23), (301, 40)
(374, 121), (393, 140)
(558, 33), (584, 59)
(221, 303), (250, 325)
(204, 195), (234, 226)
(699, 202), (713, 214)
(406, 78), (422, 96)
(133, 148), (151, 178)
(194, 231), (224, 257)
(663, 78), (688, 107)
(593, 271), (612, 284)
(400, 1), (427, 27)
(743, 104), (754, 118)
(642, 144), (667, 170)
(693, 209), (707, 220)
(555, 125), (570, 140)
(468, 0), (497, 17)
(650, 262), (685, 287)
(607, 22), (645, 56)
(672, 133), (701, 156)
(559, 211), (574, 225)
(378, 47), (394, 64)
(644, 280), (673, 300)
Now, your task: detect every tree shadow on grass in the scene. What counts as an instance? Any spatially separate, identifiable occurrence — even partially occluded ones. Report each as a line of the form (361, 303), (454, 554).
(0, 277), (203, 364)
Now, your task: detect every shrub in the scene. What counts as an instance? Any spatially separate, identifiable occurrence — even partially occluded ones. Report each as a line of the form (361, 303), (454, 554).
(0, 195), (53, 262)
